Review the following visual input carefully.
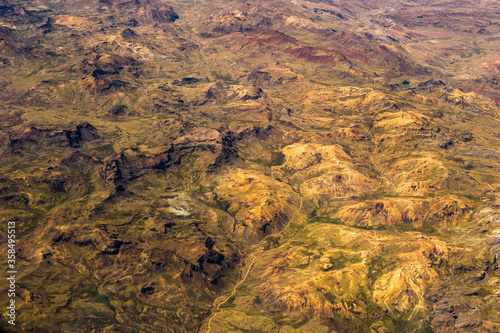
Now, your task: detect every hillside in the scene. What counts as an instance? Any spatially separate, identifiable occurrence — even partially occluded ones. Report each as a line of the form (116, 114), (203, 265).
(0, 0), (500, 332)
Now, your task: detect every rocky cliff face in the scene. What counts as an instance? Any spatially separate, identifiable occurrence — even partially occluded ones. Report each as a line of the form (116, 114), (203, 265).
(0, 0), (500, 332)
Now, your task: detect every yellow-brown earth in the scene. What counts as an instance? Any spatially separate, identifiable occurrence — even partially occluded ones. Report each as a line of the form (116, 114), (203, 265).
(0, 0), (500, 332)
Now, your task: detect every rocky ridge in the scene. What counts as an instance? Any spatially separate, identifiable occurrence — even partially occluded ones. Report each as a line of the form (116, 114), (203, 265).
(0, 0), (499, 332)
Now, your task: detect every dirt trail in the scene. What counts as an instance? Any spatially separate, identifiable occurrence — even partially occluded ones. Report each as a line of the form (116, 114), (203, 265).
(203, 167), (303, 333)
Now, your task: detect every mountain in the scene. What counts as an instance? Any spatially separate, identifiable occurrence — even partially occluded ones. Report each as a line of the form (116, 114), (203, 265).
(0, 0), (499, 332)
